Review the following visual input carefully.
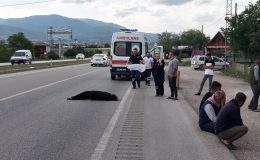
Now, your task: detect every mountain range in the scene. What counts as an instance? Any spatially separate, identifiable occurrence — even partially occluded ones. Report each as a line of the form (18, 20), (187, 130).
(0, 14), (157, 43)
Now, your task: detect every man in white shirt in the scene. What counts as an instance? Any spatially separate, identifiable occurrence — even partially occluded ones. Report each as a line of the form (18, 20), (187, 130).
(195, 53), (215, 96)
(143, 52), (153, 86)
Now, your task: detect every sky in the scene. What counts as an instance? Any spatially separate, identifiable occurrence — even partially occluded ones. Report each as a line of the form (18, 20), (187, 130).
(0, 0), (257, 38)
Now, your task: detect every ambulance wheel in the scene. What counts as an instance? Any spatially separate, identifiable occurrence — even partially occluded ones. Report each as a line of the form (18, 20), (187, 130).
(111, 75), (116, 80)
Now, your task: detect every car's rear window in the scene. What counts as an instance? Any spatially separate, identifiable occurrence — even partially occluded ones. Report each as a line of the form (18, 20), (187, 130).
(14, 52), (25, 56)
(199, 57), (205, 61)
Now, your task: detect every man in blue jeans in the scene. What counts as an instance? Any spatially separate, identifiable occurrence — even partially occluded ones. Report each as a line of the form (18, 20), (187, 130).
(195, 53), (215, 96)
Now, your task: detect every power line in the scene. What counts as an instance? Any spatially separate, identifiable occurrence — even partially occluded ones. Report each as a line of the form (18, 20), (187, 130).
(0, 0), (54, 7)
(205, 15), (226, 27)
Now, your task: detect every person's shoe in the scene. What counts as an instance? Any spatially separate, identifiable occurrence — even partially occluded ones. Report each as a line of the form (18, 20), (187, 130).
(167, 97), (174, 99)
(194, 92), (200, 96)
(132, 86), (136, 89)
(158, 95), (163, 97)
(174, 97), (178, 100)
(252, 109), (260, 112)
(248, 106), (253, 110)
(226, 143), (237, 150)
(138, 84), (141, 88)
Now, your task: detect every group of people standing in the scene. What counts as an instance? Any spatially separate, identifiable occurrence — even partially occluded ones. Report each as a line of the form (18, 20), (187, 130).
(197, 55), (260, 150)
(127, 48), (179, 100)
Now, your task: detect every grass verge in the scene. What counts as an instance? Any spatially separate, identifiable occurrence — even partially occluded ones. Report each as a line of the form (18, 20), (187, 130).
(221, 67), (249, 82)
(0, 60), (90, 75)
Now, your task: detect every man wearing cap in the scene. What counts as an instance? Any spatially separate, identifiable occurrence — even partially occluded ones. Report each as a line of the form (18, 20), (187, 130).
(195, 53), (215, 96)
(127, 48), (143, 89)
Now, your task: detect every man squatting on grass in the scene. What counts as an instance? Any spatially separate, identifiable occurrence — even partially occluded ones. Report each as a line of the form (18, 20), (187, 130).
(215, 92), (248, 150)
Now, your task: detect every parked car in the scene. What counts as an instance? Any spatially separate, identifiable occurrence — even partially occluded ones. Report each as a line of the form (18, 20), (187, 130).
(91, 54), (110, 66)
(10, 50), (32, 65)
(191, 55), (229, 70)
(75, 53), (85, 59)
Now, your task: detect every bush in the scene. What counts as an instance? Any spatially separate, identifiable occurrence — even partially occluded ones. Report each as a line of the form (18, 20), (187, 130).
(85, 48), (102, 58)
(222, 68), (249, 81)
(0, 44), (12, 62)
(47, 51), (59, 60)
(64, 47), (85, 58)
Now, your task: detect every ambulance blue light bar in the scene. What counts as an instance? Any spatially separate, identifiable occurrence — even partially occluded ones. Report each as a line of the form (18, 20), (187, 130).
(120, 29), (138, 32)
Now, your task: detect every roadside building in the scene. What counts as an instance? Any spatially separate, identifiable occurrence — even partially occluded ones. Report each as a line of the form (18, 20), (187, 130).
(33, 42), (50, 58)
(206, 31), (230, 57)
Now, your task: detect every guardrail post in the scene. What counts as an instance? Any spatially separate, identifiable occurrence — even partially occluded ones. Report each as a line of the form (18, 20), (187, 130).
(177, 71), (180, 89)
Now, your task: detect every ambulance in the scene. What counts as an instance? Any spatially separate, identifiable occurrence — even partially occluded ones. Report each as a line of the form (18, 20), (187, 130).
(110, 29), (163, 80)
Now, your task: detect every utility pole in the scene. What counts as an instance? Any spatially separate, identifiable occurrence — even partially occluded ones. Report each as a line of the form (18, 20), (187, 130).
(202, 25), (206, 55)
(225, 0), (233, 72)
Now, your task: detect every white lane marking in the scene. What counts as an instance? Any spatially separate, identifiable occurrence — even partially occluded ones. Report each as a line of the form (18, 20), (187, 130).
(90, 85), (132, 160)
(0, 64), (90, 79)
(0, 69), (103, 102)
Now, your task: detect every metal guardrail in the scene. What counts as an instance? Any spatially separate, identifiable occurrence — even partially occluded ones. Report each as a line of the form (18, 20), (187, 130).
(0, 58), (91, 66)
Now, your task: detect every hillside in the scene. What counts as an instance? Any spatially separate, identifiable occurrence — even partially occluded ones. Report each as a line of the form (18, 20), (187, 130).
(0, 14), (157, 43)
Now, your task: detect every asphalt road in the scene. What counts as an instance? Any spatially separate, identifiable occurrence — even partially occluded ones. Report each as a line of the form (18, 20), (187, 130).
(0, 64), (129, 160)
(0, 64), (237, 160)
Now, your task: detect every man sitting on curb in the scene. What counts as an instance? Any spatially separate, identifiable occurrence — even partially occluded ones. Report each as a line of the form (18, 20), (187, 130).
(199, 81), (222, 109)
(199, 90), (226, 134)
(215, 92), (248, 150)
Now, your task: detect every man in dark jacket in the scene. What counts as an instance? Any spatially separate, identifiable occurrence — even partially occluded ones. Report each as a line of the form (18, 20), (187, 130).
(215, 92), (248, 150)
(248, 56), (260, 111)
(152, 53), (165, 96)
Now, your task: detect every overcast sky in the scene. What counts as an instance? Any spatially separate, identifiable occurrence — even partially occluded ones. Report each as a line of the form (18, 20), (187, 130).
(0, 0), (257, 38)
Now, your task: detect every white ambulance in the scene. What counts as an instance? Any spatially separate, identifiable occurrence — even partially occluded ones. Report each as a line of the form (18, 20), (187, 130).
(110, 29), (163, 80)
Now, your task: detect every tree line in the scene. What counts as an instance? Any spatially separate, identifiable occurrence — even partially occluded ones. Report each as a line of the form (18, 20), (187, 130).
(158, 0), (259, 61)
(224, 0), (259, 61)
(157, 29), (210, 55)
(0, 32), (103, 62)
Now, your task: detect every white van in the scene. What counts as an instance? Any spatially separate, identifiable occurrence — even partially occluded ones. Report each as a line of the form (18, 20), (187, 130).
(110, 29), (163, 80)
(10, 50), (32, 65)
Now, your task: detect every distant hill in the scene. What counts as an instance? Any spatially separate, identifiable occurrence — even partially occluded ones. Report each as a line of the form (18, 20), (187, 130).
(0, 14), (157, 43)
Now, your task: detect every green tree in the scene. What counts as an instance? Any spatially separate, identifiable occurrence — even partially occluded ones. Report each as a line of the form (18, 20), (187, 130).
(47, 51), (59, 60)
(64, 47), (85, 58)
(7, 32), (33, 53)
(157, 31), (180, 54)
(225, 0), (260, 60)
(179, 29), (209, 49)
(0, 43), (11, 62)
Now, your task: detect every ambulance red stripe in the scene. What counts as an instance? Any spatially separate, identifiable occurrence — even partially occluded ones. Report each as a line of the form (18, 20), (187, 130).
(111, 60), (128, 64)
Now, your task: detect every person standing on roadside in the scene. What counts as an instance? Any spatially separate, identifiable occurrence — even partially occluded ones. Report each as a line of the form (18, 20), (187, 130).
(152, 53), (165, 96)
(127, 47), (143, 89)
(143, 52), (153, 86)
(167, 51), (179, 100)
(216, 92), (248, 150)
(248, 56), (260, 111)
(195, 53), (215, 96)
